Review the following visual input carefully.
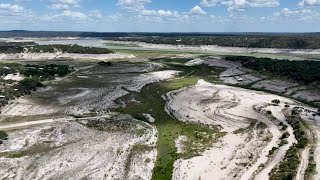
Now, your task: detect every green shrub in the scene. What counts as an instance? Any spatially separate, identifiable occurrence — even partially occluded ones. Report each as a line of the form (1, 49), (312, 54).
(0, 131), (8, 139)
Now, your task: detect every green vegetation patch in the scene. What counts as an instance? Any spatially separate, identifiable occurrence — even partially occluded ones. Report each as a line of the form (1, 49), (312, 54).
(270, 144), (301, 180)
(104, 43), (140, 47)
(22, 64), (73, 80)
(269, 113), (310, 179)
(107, 35), (320, 49)
(114, 62), (226, 180)
(1, 144), (57, 158)
(0, 44), (113, 54)
(31, 44), (114, 54)
(0, 131), (8, 139)
(124, 144), (155, 178)
(225, 56), (320, 84)
(305, 147), (317, 178)
(233, 121), (256, 134)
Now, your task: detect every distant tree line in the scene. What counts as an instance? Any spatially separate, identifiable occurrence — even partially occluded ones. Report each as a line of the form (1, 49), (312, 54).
(0, 44), (113, 54)
(107, 35), (320, 49)
(0, 42), (35, 46)
(0, 30), (319, 38)
(30, 45), (114, 54)
(225, 56), (320, 84)
(0, 46), (25, 53)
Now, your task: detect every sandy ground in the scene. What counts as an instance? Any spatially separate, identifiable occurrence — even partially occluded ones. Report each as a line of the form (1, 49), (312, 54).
(143, 113), (155, 123)
(165, 80), (314, 180)
(4, 38), (320, 55)
(186, 57), (320, 102)
(175, 135), (188, 154)
(185, 57), (261, 85)
(293, 90), (320, 102)
(1, 65), (179, 117)
(252, 80), (298, 93)
(104, 40), (320, 55)
(254, 106), (297, 180)
(300, 112), (320, 180)
(0, 52), (136, 61)
(221, 74), (261, 85)
(296, 145), (311, 180)
(3, 73), (24, 81)
(60, 70), (179, 115)
(313, 128), (320, 180)
(1, 98), (59, 116)
(125, 70), (180, 92)
(0, 115), (113, 130)
(0, 113), (157, 180)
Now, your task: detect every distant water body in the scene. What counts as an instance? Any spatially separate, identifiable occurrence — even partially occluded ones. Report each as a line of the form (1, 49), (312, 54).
(35, 39), (105, 48)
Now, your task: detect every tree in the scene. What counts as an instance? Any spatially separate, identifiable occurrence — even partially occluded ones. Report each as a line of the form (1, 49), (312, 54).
(272, 99), (281, 105)
(0, 130), (8, 139)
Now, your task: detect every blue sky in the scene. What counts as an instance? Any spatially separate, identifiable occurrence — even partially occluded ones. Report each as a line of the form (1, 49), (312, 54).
(0, 0), (320, 32)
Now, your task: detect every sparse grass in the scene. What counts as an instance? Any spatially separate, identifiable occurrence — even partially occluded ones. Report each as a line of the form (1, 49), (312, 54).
(268, 147), (278, 157)
(0, 113), (65, 125)
(114, 63), (226, 180)
(124, 144), (155, 178)
(270, 114), (310, 179)
(279, 139), (288, 146)
(150, 57), (194, 64)
(257, 122), (268, 129)
(104, 43), (140, 47)
(1, 144), (57, 158)
(77, 118), (141, 134)
(305, 147), (317, 178)
(233, 121), (256, 134)
(113, 47), (309, 61)
(270, 144), (301, 180)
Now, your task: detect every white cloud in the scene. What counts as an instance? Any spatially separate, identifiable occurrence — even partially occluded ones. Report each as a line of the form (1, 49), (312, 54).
(49, 0), (80, 8)
(117, 0), (181, 20)
(299, 0), (320, 6)
(117, 0), (151, 11)
(51, 0), (78, 5)
(190, 5), (207, 15)
(157, 10), (173, 17)
(89, 10), (102, 18)
(48, 4), (70, 10)
(262, 7), (320, 23)
(0, 4), (25, 13)
(49, 10), (87, 20)
(139, 9), (178, 17)
(200, 0), (279, 11)
(14, 0), (32, 2)
(201, 0), (230, 7)
(0, 3), (34, 27)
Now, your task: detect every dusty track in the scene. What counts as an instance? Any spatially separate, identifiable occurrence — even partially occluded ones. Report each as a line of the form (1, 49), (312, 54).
(165, 80), (318, 180)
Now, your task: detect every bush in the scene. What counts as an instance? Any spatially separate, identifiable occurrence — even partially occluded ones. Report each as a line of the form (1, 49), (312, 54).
(280, 132), (290, 139)
(12, 78), (44, 96)
(22, 64), (71, 79)
(225, 56), (320, 84)
(272, 99), (280, 105)
(279, 139), (288, 146)
(0, 131), (8, 139)
(98, 61), (112, 66)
